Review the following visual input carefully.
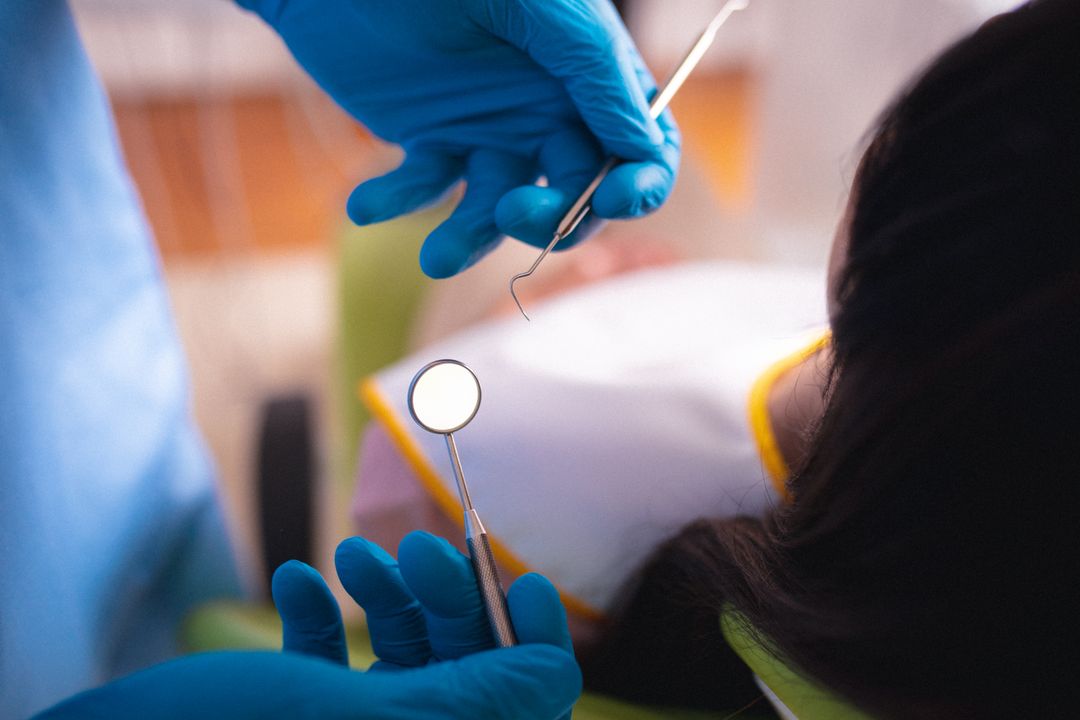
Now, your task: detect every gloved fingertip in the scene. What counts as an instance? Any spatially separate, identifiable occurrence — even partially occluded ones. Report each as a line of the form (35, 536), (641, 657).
(334, 536), (421, 617)
(398, 532), (480, 618)
(591, 162), (673, 219)
(507, 571), (560, 600)
(346, 184), (394, 226)
(418, 241), (466, 279)
(273, 557), (315, 578)
(267, 561), (339, 634)
(495, 187), (566, 248)
(507, 574), (574, 654)
(398, 530), (461, 567)
(335, 536), (395, 571)
(271, 560), (329, 608)
(420, 224), (499, 278)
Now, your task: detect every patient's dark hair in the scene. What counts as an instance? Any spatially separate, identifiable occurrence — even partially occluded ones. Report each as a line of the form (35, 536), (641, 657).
(583, 2), (1080, 717)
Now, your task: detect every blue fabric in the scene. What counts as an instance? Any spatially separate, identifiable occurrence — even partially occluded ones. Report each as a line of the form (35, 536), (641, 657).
(2, 0), (657, 714)
(37, 533), (581, 719)
(0, 2), (242, 716)
(237, 0), (681, 278)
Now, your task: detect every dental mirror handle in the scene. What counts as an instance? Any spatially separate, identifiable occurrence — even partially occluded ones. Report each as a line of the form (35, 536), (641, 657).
(446, 433), (518, 648)
(465, 509), (518, 648)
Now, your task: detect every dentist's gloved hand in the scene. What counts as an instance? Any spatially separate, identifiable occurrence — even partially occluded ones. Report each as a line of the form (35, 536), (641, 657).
(274, 531), (578, 720)
(36, 532), (579, 720)
(237, 0), (680, 278)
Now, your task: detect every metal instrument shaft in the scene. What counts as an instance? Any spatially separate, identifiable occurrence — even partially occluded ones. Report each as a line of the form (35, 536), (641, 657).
(445, 433), (517, 648)
(509, 0), (750, 320)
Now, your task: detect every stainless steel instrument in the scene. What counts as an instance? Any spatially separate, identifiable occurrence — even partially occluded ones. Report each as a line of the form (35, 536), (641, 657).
(509, 0), (751, 320)
(407, 359), (517, 648)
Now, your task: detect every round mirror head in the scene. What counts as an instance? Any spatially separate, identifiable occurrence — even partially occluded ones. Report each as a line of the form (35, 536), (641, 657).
(407, 359), (481, 434)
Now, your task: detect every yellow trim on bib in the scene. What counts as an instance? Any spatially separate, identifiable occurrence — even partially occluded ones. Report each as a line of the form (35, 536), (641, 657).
(359, 377), (605, 622)
(746, 331), (832, 501)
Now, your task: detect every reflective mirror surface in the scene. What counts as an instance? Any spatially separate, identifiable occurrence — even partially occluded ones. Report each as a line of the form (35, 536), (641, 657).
(407, 360), (481, 434)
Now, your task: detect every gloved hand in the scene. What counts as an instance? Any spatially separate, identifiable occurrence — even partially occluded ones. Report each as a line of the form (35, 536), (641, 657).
(237, 0), (680, 278)
(35, 532), (579, 720)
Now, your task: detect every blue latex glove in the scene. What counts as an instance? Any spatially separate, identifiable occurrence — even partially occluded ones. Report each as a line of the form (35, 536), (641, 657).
(35, 532), (579, 719)
(237, 0), (680, 278)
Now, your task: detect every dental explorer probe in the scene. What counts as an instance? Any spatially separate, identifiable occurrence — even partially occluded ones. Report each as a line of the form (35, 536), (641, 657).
(509, 0), (751, 320)
(407, 359), (518, 648)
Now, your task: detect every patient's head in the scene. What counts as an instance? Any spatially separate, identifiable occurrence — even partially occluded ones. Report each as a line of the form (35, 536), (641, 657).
(633, 2), (1080, 717)
(829, 1), (1079, 361)
(763, 1), (1080, 715)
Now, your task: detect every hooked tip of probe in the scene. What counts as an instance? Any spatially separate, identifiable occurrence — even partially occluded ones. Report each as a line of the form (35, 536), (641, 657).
(509, 232), (567, 322)
(509, 274), (531, 321)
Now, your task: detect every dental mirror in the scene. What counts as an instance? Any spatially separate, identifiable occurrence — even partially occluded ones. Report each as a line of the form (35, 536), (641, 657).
(407, 359), (481, 434)
(406, 359), (517, 648)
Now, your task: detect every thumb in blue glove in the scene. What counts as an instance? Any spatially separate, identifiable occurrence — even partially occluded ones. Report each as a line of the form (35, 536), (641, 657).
(237, 0), (680, 278)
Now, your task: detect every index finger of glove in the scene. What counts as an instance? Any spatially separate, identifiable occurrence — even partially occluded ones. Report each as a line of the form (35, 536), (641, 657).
(507, 573), (575, 656)
(397, 531), (495, 660)
(272, 560), (349, 666)
(334, 536), (432, 668)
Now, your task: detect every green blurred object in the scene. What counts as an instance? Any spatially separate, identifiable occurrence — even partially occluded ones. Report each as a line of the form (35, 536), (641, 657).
(572, 692), (766, 720)
(182, 601), (378, 669)
(332, 203), (452, 494)
(722, 612), (869, 720)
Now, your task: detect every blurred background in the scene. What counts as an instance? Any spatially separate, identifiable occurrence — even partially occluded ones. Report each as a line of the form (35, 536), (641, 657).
(69, 0), (1021, 595)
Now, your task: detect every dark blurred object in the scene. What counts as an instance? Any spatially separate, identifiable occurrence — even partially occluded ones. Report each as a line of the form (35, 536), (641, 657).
(256, 394), (316, 595)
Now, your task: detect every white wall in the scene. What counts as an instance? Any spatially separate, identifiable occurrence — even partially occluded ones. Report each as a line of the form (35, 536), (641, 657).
(626, 0), (1026, 266)
(627, 0), (769, 69)
(71, 0), (303, 97)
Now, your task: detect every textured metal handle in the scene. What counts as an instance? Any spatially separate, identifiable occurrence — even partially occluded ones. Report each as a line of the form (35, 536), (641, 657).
(467, 532), (518, 648)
